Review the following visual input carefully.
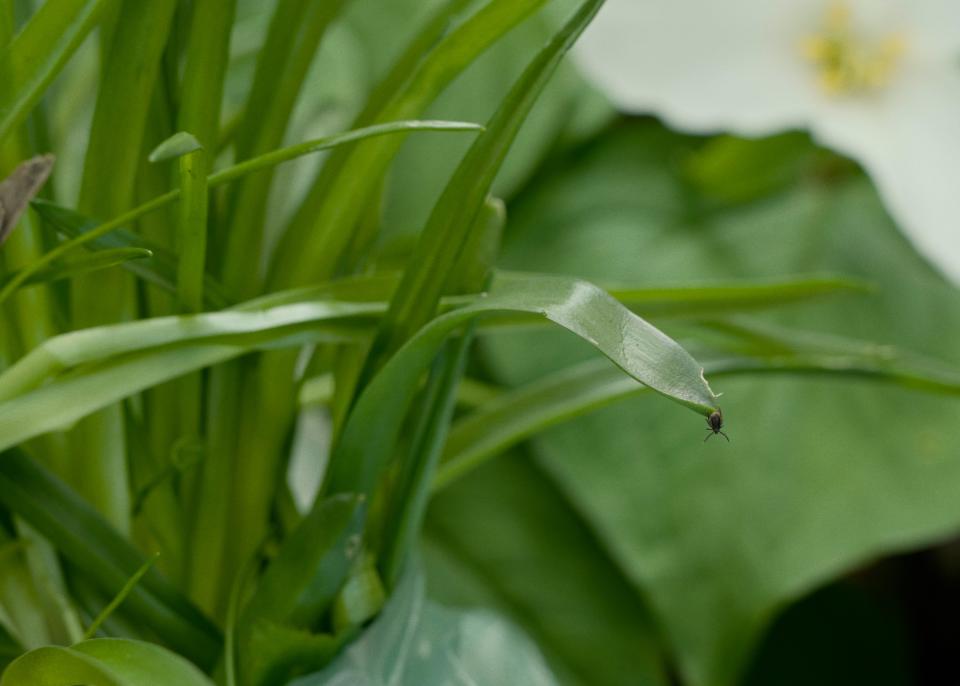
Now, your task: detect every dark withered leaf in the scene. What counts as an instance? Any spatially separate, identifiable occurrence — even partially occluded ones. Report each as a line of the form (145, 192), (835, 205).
(0, 154), (55, 246)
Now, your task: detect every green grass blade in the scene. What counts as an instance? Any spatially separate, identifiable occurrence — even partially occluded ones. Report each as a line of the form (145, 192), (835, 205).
(0, 299), (384, 403)
(323, 270), (716, 499)
(0, 247), (151, 292)
(0, 0), (110, 145)
(0, 120), (482, 307)
(0, 272), (714, 476)
(360, 0), (606, 381)
(271, 0), (551, 288)
(0, 451), (221, 668)
(607, 274), (871, 317)
(221, 0), (350, 301)
(83, 553), (159, 640)
(178, 0), (235, 152)
(434, 339), (960, 489)
(241, 494), (364, 627)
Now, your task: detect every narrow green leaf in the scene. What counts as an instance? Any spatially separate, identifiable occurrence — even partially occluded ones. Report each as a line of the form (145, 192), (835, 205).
(324, 270), (717, 499)
(0, 274), (715, 453)
(607, 274), (871, 317)
(271, 0), (551, 288)
(83, 554), (160, 640)
(0, 120), (482, 306)
(434, 335), (960, 489)
(178, 0), (235, 152)
(0, 0), (110, 145)
(221, 0), (351, 300)
(361, 0), (606, 379)
(241, 495), (365, 627)
(0, 248), (151, 292)
(147, 132), (203, 164)
(31, 199), (230, 308)
(0, 452), (221, 668)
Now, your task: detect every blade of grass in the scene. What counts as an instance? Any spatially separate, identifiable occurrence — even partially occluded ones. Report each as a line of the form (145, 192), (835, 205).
(434, 340), (960, 489)
(0, 0), (111, 145)
(0, 273), (716, 465)
(178, 0), (234, 153)
(0, 450), (221, 667)
(32, 199), (230, 307)
(322, 270), (717, 500)
(271, 0), (552, 289)
(0, 120), (483, 307)
(221, 0), (350, 301)
(83, 553), (159, 640)
(379, 197), (503, 588)
(70, 0), (178, 535)
(0, 247), (151, 291)
(358, 0), (606, 387)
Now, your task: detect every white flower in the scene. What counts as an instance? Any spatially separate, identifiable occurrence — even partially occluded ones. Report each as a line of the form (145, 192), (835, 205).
(573, 0), (960, 284)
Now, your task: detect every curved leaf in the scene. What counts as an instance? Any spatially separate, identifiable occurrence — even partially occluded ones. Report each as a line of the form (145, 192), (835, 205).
(0, 274), (716, 473)
(0, 638), (213, 686)
(324, 271), (718, 498)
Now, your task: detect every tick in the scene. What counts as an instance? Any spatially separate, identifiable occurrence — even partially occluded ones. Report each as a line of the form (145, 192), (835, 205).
(704, 409), (728, 442)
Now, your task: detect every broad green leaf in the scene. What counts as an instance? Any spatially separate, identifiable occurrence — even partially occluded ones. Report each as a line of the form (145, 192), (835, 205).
(741, 583), (911, 686)
(0, 638), (213, 686)
(482, 121), (960, 686)
(425, 453), (667, 686)
(290, 570), (558, 686)
(0, 451), (220, 668)
(0, 0), (111, 145)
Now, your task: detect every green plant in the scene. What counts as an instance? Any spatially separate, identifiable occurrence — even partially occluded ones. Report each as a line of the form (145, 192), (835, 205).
(1, 1), (958, 685)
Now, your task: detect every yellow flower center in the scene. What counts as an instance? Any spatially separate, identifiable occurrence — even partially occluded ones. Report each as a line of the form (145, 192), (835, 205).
(801, 1), (906, 95)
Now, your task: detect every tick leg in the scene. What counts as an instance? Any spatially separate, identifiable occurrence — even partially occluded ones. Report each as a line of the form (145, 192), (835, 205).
(719, 431), (729, 442)
(703, 432), (712, 442)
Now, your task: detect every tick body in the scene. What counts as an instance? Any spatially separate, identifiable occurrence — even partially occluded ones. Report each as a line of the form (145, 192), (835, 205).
(704, 409), (729, 442)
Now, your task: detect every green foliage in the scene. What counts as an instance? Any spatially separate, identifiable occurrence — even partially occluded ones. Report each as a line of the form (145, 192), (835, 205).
(479, 121), (960, 685)
(1, 638), (214, 686)
(1, 0), (958, 684)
